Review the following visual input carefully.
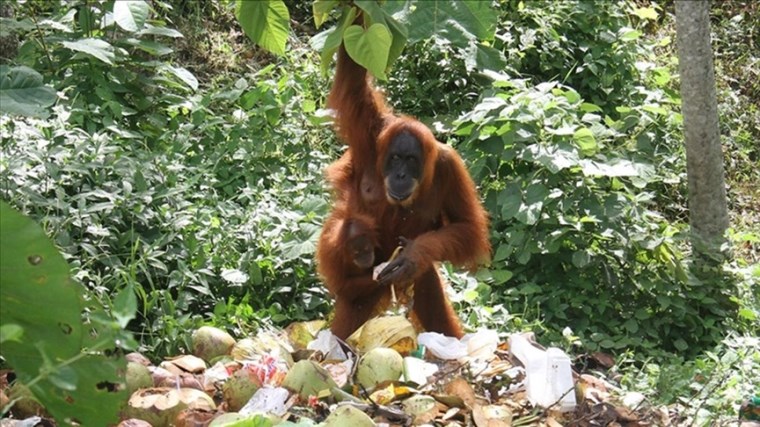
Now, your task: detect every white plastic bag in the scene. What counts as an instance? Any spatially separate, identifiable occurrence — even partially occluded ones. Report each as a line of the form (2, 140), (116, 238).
(307, 330), (347, 361)
(509, 333), (576, 411)
(462, 329), (499, 360)
(418, 332), (468, 360)
(239, 386), (291, 416)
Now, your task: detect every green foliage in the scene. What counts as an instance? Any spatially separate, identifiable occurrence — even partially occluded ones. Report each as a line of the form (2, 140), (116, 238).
(235, 0), (290, 56)
(709, 1), (759, 236)
(9, 0), (194, 137)
(247, 0), (496, 80)
(0, 59), (334, 355)
(1, 0), (754, 388)
(0, 202), (130, 424)
(342, 23), (392, 79)
(0, 65), (57, 117)
(403, 0), (496, 45)
(381, 0), (749, 355)
(113, 0), (150, 33)
(383, 38), (483, 119)
(1, 0), (336, 357)
(453, 73), (732, 354)
(495, 0), (649, 116)
(617, 334), (760, 424)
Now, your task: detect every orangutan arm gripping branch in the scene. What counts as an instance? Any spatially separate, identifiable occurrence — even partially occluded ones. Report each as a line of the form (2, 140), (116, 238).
(328, 45), (389, 164)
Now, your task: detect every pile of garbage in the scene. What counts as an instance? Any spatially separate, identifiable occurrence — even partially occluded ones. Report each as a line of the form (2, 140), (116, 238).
(3, 316), (666, 426)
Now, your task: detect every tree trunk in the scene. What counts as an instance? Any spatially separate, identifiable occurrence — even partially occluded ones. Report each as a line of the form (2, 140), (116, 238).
(674, 0), (729, 260)
(0, 2), (18, 61)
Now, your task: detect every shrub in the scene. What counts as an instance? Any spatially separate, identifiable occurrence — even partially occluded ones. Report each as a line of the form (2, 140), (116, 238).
(452, 76), (733, 354)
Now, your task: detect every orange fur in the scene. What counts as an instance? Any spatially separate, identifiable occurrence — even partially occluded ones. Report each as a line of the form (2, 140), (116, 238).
(317, 36), (491, 339)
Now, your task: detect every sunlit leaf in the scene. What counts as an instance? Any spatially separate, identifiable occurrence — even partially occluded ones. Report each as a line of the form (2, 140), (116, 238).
(738, 308), (756, 321)
(343, 23), (392, 80)
(580, 159), (639, 177)
(354, 0), (408, 68)
(633, 7), (658, 20)
(137, 25), (183, 38)
(113, 0), (149, 32)
(527, 144), (580, 174)
(619, 28), (641, 41)
(573, 127), (597, 156)
(62, 38), (115, 64)
(221, 268), (249, 284)
(236, 0), (290, 55)
(313, 0), (339, 29)
(0, 324), (23, 343)
(163, 65), (199, 91)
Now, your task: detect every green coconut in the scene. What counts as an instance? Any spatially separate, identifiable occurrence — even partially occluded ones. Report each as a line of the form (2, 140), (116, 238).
(281, 360), (337, 399)
(355, 347), (403, 389)
(323, 405), (375, 427)
(192, 326), (236, 362)
(222, 368), (262, 411)
(126, 361), (153, 394)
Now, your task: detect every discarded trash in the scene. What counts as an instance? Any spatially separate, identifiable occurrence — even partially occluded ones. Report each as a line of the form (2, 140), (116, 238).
(307, 330), (347, 361)
(239, 386), (291, 417)
(740, 395), (760, 421)
(402, 356), (439, 385)
(418, 329), (500, 362)
(462, 329), (499, 361)
(509, 333), (577, 411)
(418, 332), (467, 360)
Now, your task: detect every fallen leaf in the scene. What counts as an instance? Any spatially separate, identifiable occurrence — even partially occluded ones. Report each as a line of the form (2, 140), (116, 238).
(444, 377), (478, 408)
(590, 352), (615, 369)
(472, 403), (512, 427)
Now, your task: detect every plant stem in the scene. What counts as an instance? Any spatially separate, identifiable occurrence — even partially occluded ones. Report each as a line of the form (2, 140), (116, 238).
(29, 13), (54, 70)
(24, 338), (115, 390)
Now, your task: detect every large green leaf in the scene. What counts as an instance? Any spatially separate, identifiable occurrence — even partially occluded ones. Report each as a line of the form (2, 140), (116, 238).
(236, 0), (290, 55)
(0, 66), (57, 118)
(580, 159), (640, 177)
(464, 42), (507, 72)
(312, 7), (357, 73)
(406, 1), (496, 46)
(162, 65), (199, 91)
(61, 38), (115, 65)
(573, 127), (598, 156)
(137, 25), (183, 38)
(526, 144), (580, 174)
(113, 0), (149, 32)
(313, 0), (339, 29)
(343, 24), (392, 80)
(499, 183), (522, 220)
(123, 38), (173, 56)
(516, 183), (548, 225)
(0, 202), (126, 425)
(354, 0), (408, 69)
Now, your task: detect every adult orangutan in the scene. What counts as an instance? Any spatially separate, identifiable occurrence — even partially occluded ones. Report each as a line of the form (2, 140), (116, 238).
(317, 38), (490, 340)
